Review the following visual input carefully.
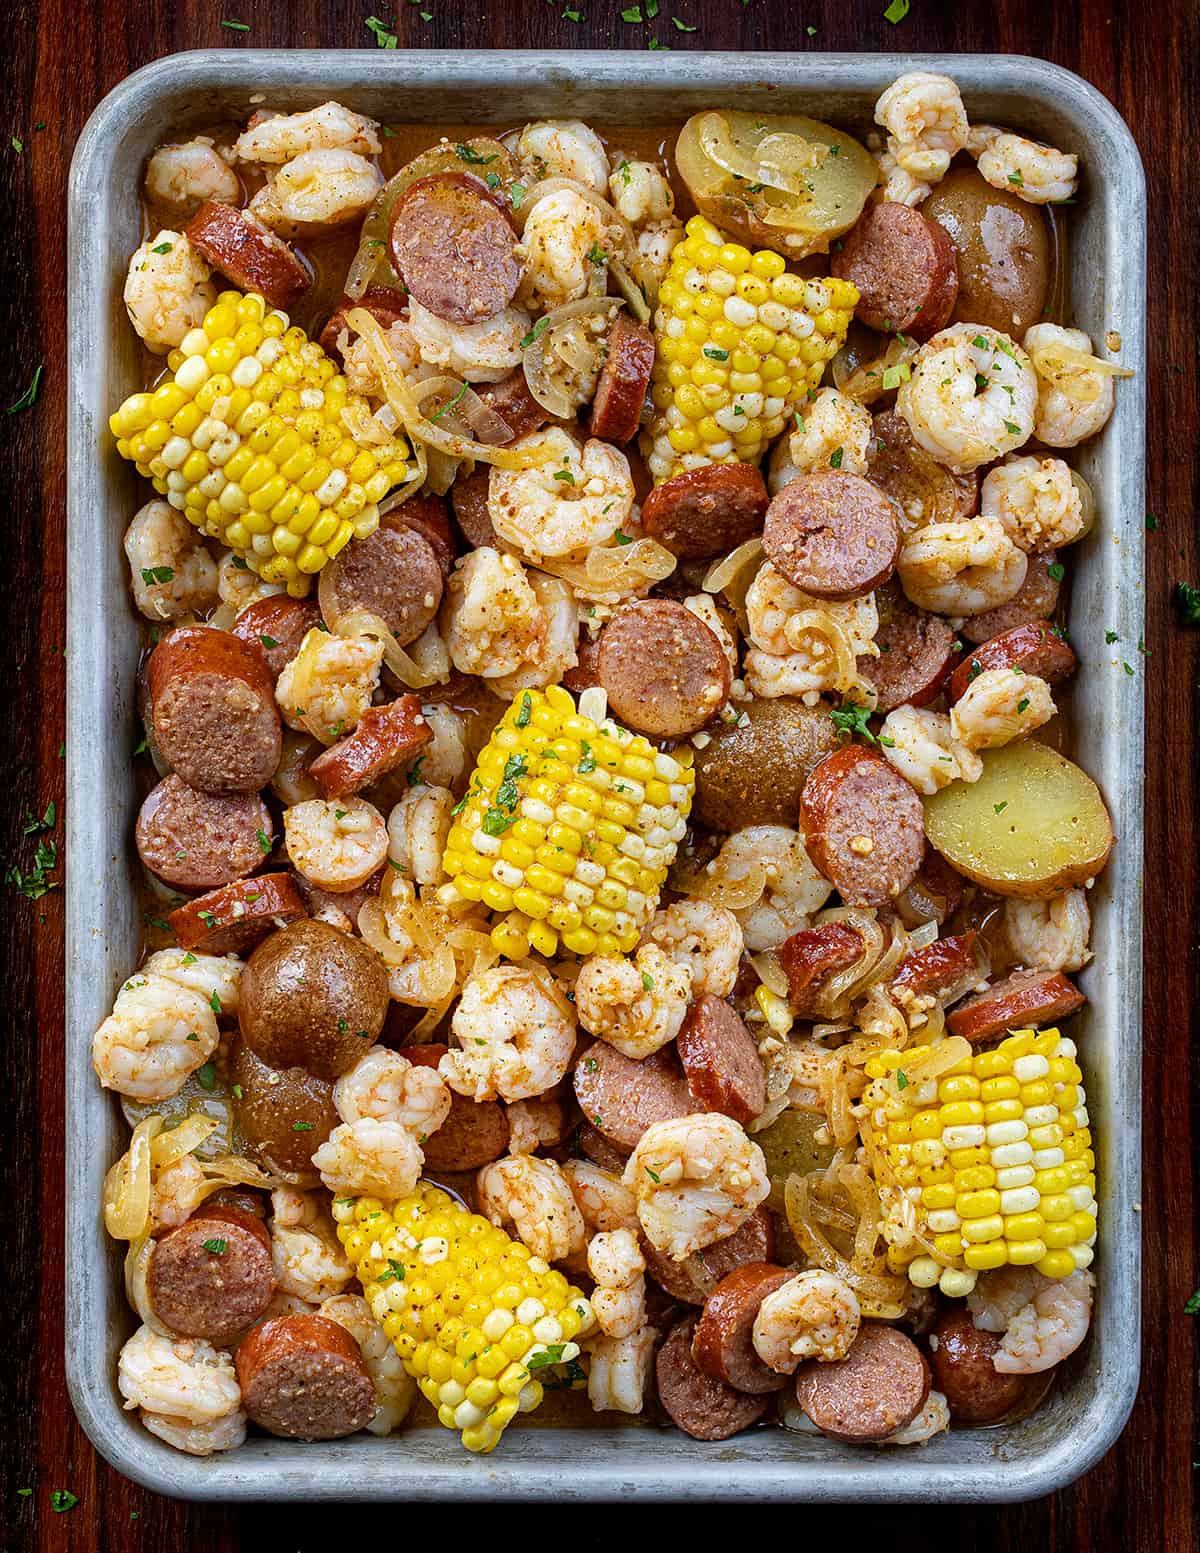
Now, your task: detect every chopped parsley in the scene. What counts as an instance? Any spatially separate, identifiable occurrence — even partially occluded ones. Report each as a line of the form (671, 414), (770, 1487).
(881, 362), (910, 391)
(671, 14), (697, 28)
(23, 801), (55, 835)
(586, 241), (609, 266)
(407, 755), (426, 788)
(220, 18), (251, 30)
(641, 970), (654, 992)
(195, 1062), (216, 1092)
(895, 1069), (908, 1090)
(620, 3), (643, 16)
(521, 316), (551, 351)
(645, 1166), (661, 1183)
(971, 334), (990, 350)
(994, 801), (1008, 814)
(231, 1083), (244, 1100)
(209, 990), (222, 1014)
(883, 0), (910, 19)
(1047, 562), (1066, 582)
(378, 1258), (406, 1284)
(481, 808), (516, 837)
(553, 468), (576, 485)
(579, 741), (597, 773)
(516, 691), (533, 727)
(828, 701), (879, 746)
(256, 829), (272, 855)
(526, 1343), (567, 1370)
(1122, 661), (1135, 677)
(429, 381), (469, 422)
(1174, 581), (1200, 625)
(7, 364), (43, 413)
(50, 1491), (79, 1513)
(259, 633), (279, 649)
(201, 1238), (227, 1255)
(1104, 629), (1120, 644)
(702, 345), (729, 361)
(829, 445), (844, 469)
(1003, 420), (1022, 435)
(1146, 512), (1159, 532)
(140, 565), (174, 586)
(1185, 1290), (1200, 1315)
(292, 1121), (314, 1132)
(614, 529), (633, 544)
(509, 181), (527, 211)
(151, 241), (174, 254)
(364, 15), (398, 47)
(1008, 168), (1025, 188)
(455, 143), (497, 166)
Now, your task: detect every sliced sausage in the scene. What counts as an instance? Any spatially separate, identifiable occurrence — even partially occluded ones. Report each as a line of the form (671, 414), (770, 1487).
(231, 596), (321, 679)
(597, 599), (730, 737)
(136, 774), (272, 893)
(474, 367), (555, 444)
(406, 1043), (510, 1170)
(796, 1322), (930, 1442)
(961, 551), (1060, 644)
(232, 1042), (339, 1179)
(777, 921), (865, 1017)
(147, 1203), (275, 1343)
(948, 620), (1077, 704)
(236, 1313), (375, 1440)
(764, 471), (901, 601)
(449, 466), (496, 549)
(642, 1206), (776, 1306)
(562, 632), (602, 695)
(946, 968), (1085, 1043)
(307, 694), (433, 798)
(872, 408), (979, 522)
(860, 607), (958, 713)
(573, 1042), (699, 1152)
(318, 285), (408, 365)
(590, 312), (654, 443)
(168, 872), (307, 955)
(319, 522), (444, 647)
(801, 745), (926, 907)
(386, 491), (455, 581)
(641, 463), (769, 560)
(691, 1263), (794, 1395)
(832, 202), (959, 341)
(928, 1309), (1035, 1424)
(891, 930), (982, 1003)
(575, 1120), (631, 1174)
(893, 842), (967, 929)
(185, 200), (310, 311)
(387, 171), (522, 326)
(656, 1312), (771, 1440)
(677, 995), (766, 1126)
(148, 625), (282, 796)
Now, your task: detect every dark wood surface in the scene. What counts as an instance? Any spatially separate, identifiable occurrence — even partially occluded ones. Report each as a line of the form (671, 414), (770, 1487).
(4, 0), (1196, 1546)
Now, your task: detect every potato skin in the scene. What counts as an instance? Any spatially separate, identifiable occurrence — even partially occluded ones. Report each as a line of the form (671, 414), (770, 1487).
(231, 1041), (339, 1180)
(692, 697), (840, 831)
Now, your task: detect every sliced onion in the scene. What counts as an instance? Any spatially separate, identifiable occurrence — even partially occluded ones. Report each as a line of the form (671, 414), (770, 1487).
(522, 296), (623, 419)
(203, 1154), (281, 1190)
(103, 1116), (163, 1241)
(833, 335), (918, 404)
(908, 920), (940, 951)
(1027, 339), (1135, 399)
(539, 537), (676, 599)
(751, 951), (789, 998)
(702, 538), (764, 595)
(150, 1114), (219, 1169)
(411, 375), (513, 447)
(325, 603), (448, 690)
(609, 256), (653, 323)
(124, 1235), (171, 1333)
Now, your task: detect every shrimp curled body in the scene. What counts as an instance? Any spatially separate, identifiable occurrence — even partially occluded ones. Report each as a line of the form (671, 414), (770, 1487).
(898, 325), (1038, 473)
(489, 428), (634, 565)
(642, 899), (744, 999)
(477, 1154), (587, 1262)
(898, 517), (1028, 618)
(587, 1227), (647, 1339)
(880, 706), (983, 795)
(1006, 889), (1092, 973)
(443, 965), (577, 1102)
(574, 944), (692, 1059)
(752, 1270), (862, 1372)
(967, 1266), (1094, 1374)
(92, 974), (219, 1102)
(950, 667), (1056, 750)
(624, 1112), (770, 1261)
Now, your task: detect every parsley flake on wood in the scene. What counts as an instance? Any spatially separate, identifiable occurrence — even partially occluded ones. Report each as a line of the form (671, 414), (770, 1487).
(51, 1491), (79, 1513)
(7, 365), (43, 413)
(1185, 1290), (1200, 1315)
(365, 16), (398, 47)
(671, 14), (698, 28)
(883, 0), (910, 19)
(24, 801), (56, 835)
(220, 19), (251, 31)
(1174, 581), (1200, 625)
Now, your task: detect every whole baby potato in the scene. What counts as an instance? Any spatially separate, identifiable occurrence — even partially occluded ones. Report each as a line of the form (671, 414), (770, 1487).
(923, 167), (1051, 340)
(231, 1042), (339, 1180)
(692, 697), (840, 831)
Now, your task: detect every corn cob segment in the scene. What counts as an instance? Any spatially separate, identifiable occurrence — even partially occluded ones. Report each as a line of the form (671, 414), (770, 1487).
(439, 685), (695, 962)
(109, 290), (414, 596)
(864, 1028), (1096, 1297)
(644, 214), (858, 484)
(333, 1184), (595, 1454)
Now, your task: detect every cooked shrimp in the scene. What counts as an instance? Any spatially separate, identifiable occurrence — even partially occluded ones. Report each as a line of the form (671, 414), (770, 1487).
(746, 561), (878, 660)
(1006, 889), (1092, 973)
(144, 137), (240, 216)
(967, 1266), (1094, 1374)
(140, 948), (243, 1015)
(489, 428), (634, 564)
(878, 1389), (951, 1446)
(216, 550), (285, 615)
(387, 784), (455, 886)
(441, 548), (545, 680)
(118, 1325), (241, 1426)
(92, 975), (219, 1102)
(249, 148), (382, 235)
(516, 119), (610, 193)
(443, 964), (577, 1102)
(898, 325), (1038, 472)
(879, 706), (984, 795)
(318, 1293), (416, 1435)
(311, 1117), (425, 1201)
(275, 628), (383, 738)
(873, 140), (932, 207)
(643, 899), (743, 998)
(587, 1228), (647, 1340)
(587, 1326), (657, 1415)
(284, 796), (388, 892)
(270, 1185), (322, 1229)
(416, 702), (468, 791)
(124, 500), (219, 621)
(950, 667), (1056, 750)
(624, 1112), (770, 1261)
(768, 388), (874, 492)
(574, 944), (692, 1060)
(752, 1270), (862, 1372)
(981, 455), (1092, 553)
(142, 1408), (247, 1456)
(407, 297), (531, 384)
(976, 132), (1077, 205)
(333, 1046), (452, 1143)
(898, 517), (1028, 617)
(234, 101), (382, 163)
(269, 1189), (356, 1302)
(874, 72), (968, 186)
(636, 219), (685, 291)
(607, 154), (675, 226)
(490, 572), (581, 696)
(520, 188), (613, 312)
(123, 231), (216, 354)
(340, 317), (421, 398)
(150, 1154), (212, 1233)
(707, 825), (834, 951)
(477, 1154), (587, 1263)
(562, 1159), (640, 1234)
(1023, 324), (1118, 448)
(506, 1096), (567, 1155)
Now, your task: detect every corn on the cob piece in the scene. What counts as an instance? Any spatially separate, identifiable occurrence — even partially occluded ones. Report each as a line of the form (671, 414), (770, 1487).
(643, 214), (858, 484)
(109, 290), (414, 597)
(439, 685), (694, 962)
(333, 1184), (595, 1454)
(864, 1028), (1096, 1297)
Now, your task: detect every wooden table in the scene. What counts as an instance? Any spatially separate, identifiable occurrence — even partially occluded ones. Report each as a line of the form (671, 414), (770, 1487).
(6, 0), (1195, 1545)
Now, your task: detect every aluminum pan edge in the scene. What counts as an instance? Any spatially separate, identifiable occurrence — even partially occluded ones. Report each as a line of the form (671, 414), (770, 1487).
(66, 49), (1144, 1502)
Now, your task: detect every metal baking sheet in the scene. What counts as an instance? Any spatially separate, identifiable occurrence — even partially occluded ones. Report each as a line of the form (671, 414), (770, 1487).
(66, 49), (1145, 1502)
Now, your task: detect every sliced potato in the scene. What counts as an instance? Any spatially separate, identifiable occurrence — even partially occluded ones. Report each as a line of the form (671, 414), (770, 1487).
(756, 1108), (836, 1214)
(923, 741), (1113, 899)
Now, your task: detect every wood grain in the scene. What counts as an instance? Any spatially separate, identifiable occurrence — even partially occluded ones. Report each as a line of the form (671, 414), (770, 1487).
(4, 0), (1196, 1545)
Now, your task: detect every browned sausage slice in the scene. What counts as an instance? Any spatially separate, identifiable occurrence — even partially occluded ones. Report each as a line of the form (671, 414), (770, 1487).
(590, 312), (655, 443)
(386, 491), (456, 581)
(893, 843), (967, 929)
(891, 930), (982, 1004)
(573, 1042), (700, 1152)
(474, 367), (555, 444)
(948, 620), (1077, 703)
(832, 202), (958, 340)
(307, 694), (433, 798)
(575, 1120), (631, 1174)
(777, 921), (865, 1017)
(764, 471), (901, 600)
(801, 744), (926, 907)
(597, 599), (730, 737)
(168, 872), (307, 954)
(872, 408), (979, 521)
(388, 172), (522, 326)
(450, 467), (496, 549)
(319, 523), (444, 647)
(962, 551), (1060, 644)
(677, 995), (766, 1126)
(796, 1322), (930, 1442)
(860, 607), (958, 713)
(185, 200), (310, 311)
(148, 626), (282, 796)
(231, 596), (321, 679)
(642, 1206), (777, 1306)
(136, 774), (272, 893)
(656, 1312), (771, 1440)
(406, 1043), (511, 1169)
(562, 632), (602, 695)
(236, 1313), (376, 1440)
(928, 1308), (1034, 1424)
(641, 463), (769, 560)
(319, 285), (408, 365)
(691, 1263), (794, 1394)
(946, 968), (1085, 1043)
(147, 1203), (275, 1343)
